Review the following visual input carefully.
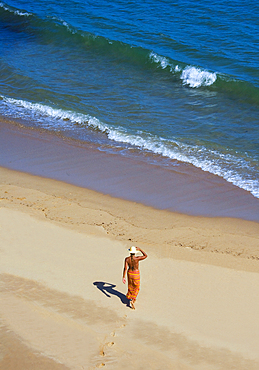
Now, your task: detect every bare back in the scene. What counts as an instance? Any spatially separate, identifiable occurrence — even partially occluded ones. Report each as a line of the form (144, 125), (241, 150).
(126, 255), (140, 271)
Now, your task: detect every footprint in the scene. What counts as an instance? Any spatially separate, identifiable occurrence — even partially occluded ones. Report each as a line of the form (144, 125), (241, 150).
(110, 331), (116, 337)
(120, 324), (126, 328)
(97, 363), (105, 368)
(99, 350), (106, 357)
(106, 342), (115, 347)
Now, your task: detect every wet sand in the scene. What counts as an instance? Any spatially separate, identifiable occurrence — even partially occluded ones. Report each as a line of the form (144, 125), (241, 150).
(1, 120), (258, 221)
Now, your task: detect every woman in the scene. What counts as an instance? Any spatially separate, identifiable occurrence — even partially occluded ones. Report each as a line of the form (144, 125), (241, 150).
(122, 246), (147, 309)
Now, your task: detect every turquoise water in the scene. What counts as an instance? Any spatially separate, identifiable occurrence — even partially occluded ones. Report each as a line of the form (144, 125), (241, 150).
(0, 0), (258, 197)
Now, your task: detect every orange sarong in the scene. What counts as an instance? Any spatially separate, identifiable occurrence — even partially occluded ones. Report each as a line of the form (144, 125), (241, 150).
(126, 270), (140, 301)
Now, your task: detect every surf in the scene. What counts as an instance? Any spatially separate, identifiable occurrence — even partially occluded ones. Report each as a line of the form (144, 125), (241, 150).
(1, 95), (258, 199)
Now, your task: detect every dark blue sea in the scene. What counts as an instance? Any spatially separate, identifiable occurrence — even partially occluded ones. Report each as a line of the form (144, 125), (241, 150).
(0, 0), (258, 197)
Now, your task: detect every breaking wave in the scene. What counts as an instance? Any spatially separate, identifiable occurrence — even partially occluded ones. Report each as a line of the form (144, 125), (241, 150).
(149, 52), (217, 88)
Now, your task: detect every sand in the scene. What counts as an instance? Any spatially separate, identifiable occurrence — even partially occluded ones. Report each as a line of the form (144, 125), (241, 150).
(1, 166), (259, 369)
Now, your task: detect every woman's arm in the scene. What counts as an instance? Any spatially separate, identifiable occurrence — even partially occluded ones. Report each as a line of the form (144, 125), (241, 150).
(136, 247), (148, 260)
(122, 258), (128, 284)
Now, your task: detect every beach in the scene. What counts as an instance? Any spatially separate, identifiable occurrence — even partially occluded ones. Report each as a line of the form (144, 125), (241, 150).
(1, 1), (259, 368)
(1, 161), (259, 369)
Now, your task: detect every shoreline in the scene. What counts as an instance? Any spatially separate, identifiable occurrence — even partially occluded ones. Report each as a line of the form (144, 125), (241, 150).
(1, 165), (259, 369)
(1, 119), (259, 222)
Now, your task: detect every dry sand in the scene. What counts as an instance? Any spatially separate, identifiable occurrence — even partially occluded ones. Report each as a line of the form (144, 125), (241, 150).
(1, 166), (259, 370)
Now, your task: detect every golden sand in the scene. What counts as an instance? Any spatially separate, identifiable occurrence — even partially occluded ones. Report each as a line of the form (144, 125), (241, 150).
(1, 166), (259, 369)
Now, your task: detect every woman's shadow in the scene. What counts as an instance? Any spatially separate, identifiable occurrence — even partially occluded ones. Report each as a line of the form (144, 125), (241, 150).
(93, 281), (130, 307)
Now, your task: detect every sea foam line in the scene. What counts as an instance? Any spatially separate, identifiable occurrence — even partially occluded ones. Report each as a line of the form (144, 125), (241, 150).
(1, 96), (258, 198)
(108, 129), (259, 198)
(1, 96), (109, 132)
(0, 2), (31, 16)
(149, 52), (217, 88)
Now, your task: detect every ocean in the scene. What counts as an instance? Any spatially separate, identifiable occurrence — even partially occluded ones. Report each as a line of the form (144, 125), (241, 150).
(0, 0), (258, 200)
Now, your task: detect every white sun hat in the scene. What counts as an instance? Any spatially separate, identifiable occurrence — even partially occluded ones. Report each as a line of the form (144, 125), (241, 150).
(128, 246), (137, 254)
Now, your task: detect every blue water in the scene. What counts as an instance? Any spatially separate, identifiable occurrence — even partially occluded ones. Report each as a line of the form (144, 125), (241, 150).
(0, 0), (258, 197)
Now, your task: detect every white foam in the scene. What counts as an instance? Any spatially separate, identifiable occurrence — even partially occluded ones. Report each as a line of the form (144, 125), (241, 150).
(1, 96), (111, 133)
(149, 52), (181, 74)
(180, 66), (217, 87)
(0, 2), (31, 16)
(14, 9), (30, 17)
(62, 21), (73, 33)
(149, 52), (217, 88)
(149, 52), (170, 69)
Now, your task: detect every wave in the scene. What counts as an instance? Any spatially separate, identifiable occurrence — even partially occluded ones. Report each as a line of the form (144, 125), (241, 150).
(0, 2), (31, 17)
(0, 96), (106, 132)
(148, 52), (259, 104)
(0, 2), (259, 105)
(1, 1), (259, 104)
(149, 52), (217, 88)
(1, 96), (258, 198)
